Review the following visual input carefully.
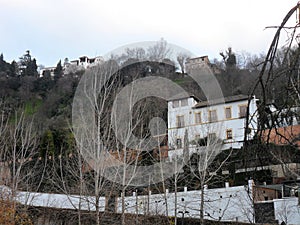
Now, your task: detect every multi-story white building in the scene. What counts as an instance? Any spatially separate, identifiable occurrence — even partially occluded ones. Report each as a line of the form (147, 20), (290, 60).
(167, 95), (258, 160)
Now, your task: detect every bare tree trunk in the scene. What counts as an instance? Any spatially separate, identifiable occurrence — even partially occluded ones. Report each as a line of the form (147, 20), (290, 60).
(95, 196), (100, 225)
(121, 188), (126, 225)
(200, 182), (205, 225)
(174, 177), (178, 225)
(78, 154), (83, 225)
(94, 169), (101, 225)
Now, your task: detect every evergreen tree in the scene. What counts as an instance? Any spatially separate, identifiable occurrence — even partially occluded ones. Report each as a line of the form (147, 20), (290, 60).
(27, 58), (38, 77)
(19, 50), (38, 76)
(220, 47), (237, 71)
(0, 53), (14, 76)
(40, 130), (55, 157)
(0, 53), (6, 75)
(54, 60), (63, 80)
(0, 53), (4, 64)
(10, 60), (18, 76)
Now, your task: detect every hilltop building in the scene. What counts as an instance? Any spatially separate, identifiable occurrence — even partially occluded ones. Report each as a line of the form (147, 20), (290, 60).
(185, 55), (221, 74)
(39, 66), (56, 77)
(39, 55), (104, 77)
(69, 55), (104, 69)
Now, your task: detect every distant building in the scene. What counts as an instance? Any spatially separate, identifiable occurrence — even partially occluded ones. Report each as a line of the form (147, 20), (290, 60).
(69, 55), (104, 69)
(39, 66), (56, 77)
(39, 55), (105, 77)
(185, 56), (221, 75)
(167, 95), (258, 160)
(254, 181), (300, 225)
(262, 125), (300, 147)
(261, 106), (300, 148)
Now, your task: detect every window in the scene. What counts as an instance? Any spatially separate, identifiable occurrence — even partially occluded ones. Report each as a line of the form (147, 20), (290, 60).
(226, 129), (233, 139)
(225, 107), (232, 119)
(195, 112), (202, 124)
(176, 138), (182, 148)
(239, 105), (247, 118)
(208, 110), (218, 122)
(176, 115), (185, 128)
(173, 100), (179, 108)
(173, 99), (188, 108)
(181, 99), (188, 107)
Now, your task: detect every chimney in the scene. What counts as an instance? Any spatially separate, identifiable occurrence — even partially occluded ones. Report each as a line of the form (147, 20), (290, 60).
(225, 182), (229, 188)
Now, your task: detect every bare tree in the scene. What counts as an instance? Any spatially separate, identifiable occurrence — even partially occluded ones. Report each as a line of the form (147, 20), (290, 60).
(4, 113), (37, 196)
(72, 60), (124, 225)
(125, 47), (146, 61)
(0, 110), (39, 224)
(246, 2), (300, 178)
(72, 59), (157, 225)
(166, 129), (189, 225)
(148, 38), (172, 62)
(177, 53), (190, 75)
(0, 101), (8, 162)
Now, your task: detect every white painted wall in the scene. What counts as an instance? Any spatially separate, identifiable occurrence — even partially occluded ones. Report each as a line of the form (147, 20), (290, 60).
(16, 190), (106, 212)
(14, 183), (254, 223)
(273, 197), (300, 225)
(14, 182), (300, 224)
(117, 181), (255, 223)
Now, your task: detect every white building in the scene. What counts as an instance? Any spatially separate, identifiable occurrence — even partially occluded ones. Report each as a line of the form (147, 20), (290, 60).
(167, 95), (258, 160)
(39, 66), (56, 77)
(265, 105), (300, 128)
(69, 55), (104, 69)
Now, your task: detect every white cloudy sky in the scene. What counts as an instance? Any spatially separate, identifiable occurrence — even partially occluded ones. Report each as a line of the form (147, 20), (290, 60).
(0, 0), (297, 66)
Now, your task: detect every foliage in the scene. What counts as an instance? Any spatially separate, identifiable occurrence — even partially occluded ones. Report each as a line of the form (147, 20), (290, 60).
(24, 99), (42, 116)
(0, 190), (33, 225)
(18, 50), (38, 77)
(54, 60), (63, 80)
(0, 199), (15, 225)
(40, 128), (75, 157)
(0, 53), (16, 77)
(220, 47), (237, 71)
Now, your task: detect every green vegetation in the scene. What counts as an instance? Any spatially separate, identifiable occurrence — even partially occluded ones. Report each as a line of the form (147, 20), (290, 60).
(173, 78), (185, 84)
(24, 99), (42, 116)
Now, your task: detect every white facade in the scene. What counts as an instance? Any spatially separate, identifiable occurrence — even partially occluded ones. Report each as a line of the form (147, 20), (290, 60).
(39, 66), (56, 77)
(273, 197), (300, 224)
(117, 181), (255, 223)
(69, 55), (104, 69)
(14, 181), (300, 224)
(14, 181), (254, 223)
(167, 95), (258, 160)
(60, 56), (105, 74)
(266, 106), (300, 128)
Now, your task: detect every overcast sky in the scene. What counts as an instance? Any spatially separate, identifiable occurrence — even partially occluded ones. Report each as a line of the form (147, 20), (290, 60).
(0, 0), (297, 66)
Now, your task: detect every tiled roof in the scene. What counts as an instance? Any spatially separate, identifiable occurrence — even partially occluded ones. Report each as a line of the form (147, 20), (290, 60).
(193, 94), (249, 108)
(167, 93), (200, 102)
